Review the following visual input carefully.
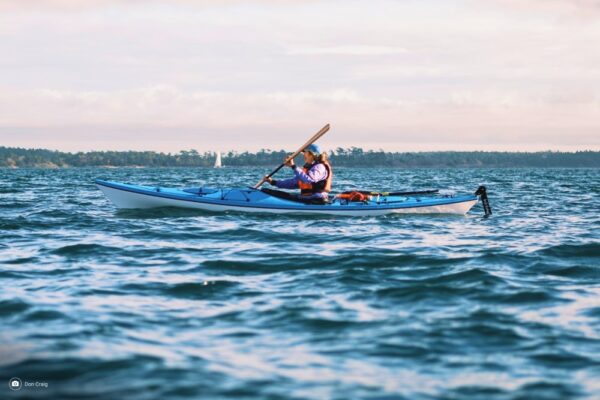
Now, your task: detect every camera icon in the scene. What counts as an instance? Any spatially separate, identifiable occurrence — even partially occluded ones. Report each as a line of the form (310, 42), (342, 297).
(9, 377), (22, 391)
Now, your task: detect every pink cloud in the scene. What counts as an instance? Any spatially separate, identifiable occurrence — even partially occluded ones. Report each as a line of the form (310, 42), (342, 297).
(481, 0), (600, 18)
(0, 0), (319, 12)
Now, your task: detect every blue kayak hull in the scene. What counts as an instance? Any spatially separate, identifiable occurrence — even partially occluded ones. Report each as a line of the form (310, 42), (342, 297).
(95, 180), (479, 216)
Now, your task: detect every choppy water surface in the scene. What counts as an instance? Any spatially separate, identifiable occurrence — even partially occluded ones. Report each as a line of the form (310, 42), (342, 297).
(1, 167), (599, 399)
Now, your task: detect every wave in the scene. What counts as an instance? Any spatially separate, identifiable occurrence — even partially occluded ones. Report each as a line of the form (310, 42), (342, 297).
(23, 309), (67, 322)
(539, 243), (600, 258)
(50, 243), (123, 257)
(0, 202), (30, 209)
(119, 280), (242, 300)
(200, 252), (470, 277)
(200, 257), (336, 274)
(529, 351), (594, 369)
(0, 299), (31, 316)
(487, 290), (558, 304)
(544, 265), (600, 280)
(513, 382), (582, 400)
(116, 206), (210, 219)
(3, 256), (39, 265)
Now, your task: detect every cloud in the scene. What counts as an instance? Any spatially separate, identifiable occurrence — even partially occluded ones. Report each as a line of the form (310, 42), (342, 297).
(0, 86), (365, 128)
(0, 0), (320, 12)
(286, 45), (408, 56)
(477, 0), (600, 18)
(1, 85), (598, 152)
(1, 0), (599, 151)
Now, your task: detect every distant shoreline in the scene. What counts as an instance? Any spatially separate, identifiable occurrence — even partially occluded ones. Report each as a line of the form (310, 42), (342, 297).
(1, 147), (599, 168)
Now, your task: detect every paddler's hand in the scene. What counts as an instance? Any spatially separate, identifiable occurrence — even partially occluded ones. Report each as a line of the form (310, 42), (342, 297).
(264, 175), (275, 185)
(284, 156), (295, 168)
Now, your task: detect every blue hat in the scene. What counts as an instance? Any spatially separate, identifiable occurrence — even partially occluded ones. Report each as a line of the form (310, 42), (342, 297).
(303, 143), (322, 155)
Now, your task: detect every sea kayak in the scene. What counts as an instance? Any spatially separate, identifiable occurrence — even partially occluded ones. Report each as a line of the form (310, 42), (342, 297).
(95, 180), (489, 216)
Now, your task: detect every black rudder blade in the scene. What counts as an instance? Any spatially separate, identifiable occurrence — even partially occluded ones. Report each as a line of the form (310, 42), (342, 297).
(475, 186), (492, 216)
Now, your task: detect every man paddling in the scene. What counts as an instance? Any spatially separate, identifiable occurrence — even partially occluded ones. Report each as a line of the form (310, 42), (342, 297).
(264, 144), (333, 203)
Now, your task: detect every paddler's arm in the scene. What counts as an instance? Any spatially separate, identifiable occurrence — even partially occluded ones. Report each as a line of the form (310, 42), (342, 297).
(262, 155), (300, 189)
(293, 164), (328, 184)
(263, 175), (299, 189)
(271, 177), (299, 189)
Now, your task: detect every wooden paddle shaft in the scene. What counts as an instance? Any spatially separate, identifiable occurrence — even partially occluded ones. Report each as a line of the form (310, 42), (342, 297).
(254, 124), (330, 189)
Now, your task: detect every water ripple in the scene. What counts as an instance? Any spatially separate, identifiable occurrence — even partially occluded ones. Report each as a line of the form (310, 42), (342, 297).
(0, 167), (599, 399)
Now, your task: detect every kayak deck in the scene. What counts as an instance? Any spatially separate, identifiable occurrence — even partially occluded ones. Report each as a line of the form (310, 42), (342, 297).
(95, 180), (480, 216)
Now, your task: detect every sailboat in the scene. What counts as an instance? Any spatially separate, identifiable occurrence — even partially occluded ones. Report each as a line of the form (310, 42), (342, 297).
(214, 151), (222, 168)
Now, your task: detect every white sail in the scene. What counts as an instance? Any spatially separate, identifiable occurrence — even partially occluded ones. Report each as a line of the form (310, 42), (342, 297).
(214, 151), (222, 168)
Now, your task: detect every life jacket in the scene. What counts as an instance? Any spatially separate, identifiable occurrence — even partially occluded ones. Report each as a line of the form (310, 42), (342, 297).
(298, 161), (332, 196)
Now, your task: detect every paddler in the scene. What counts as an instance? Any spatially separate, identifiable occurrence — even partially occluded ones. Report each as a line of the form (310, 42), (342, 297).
(264, 144), (333, 203)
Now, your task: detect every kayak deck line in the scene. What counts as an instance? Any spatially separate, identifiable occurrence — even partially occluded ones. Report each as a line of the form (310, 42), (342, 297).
(94, 179), (483, 216)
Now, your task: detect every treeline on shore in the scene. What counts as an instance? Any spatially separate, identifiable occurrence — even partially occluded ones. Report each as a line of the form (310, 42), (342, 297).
(1, 146), (599, 168)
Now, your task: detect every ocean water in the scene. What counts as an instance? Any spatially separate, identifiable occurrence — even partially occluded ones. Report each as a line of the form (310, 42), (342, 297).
(1, 167), (599, 400)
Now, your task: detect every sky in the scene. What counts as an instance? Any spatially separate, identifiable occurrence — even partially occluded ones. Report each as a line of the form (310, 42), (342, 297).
(0, 0), (599, 152)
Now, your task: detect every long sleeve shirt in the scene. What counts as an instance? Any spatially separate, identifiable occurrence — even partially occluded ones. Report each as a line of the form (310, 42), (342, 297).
(274, 163), (329, 199)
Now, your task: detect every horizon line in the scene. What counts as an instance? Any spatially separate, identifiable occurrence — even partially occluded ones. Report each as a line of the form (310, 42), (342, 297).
(2, 146), (599, 155)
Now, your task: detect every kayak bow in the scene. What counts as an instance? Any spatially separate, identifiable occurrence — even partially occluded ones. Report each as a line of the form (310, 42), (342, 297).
(95, 180), (485, 216)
